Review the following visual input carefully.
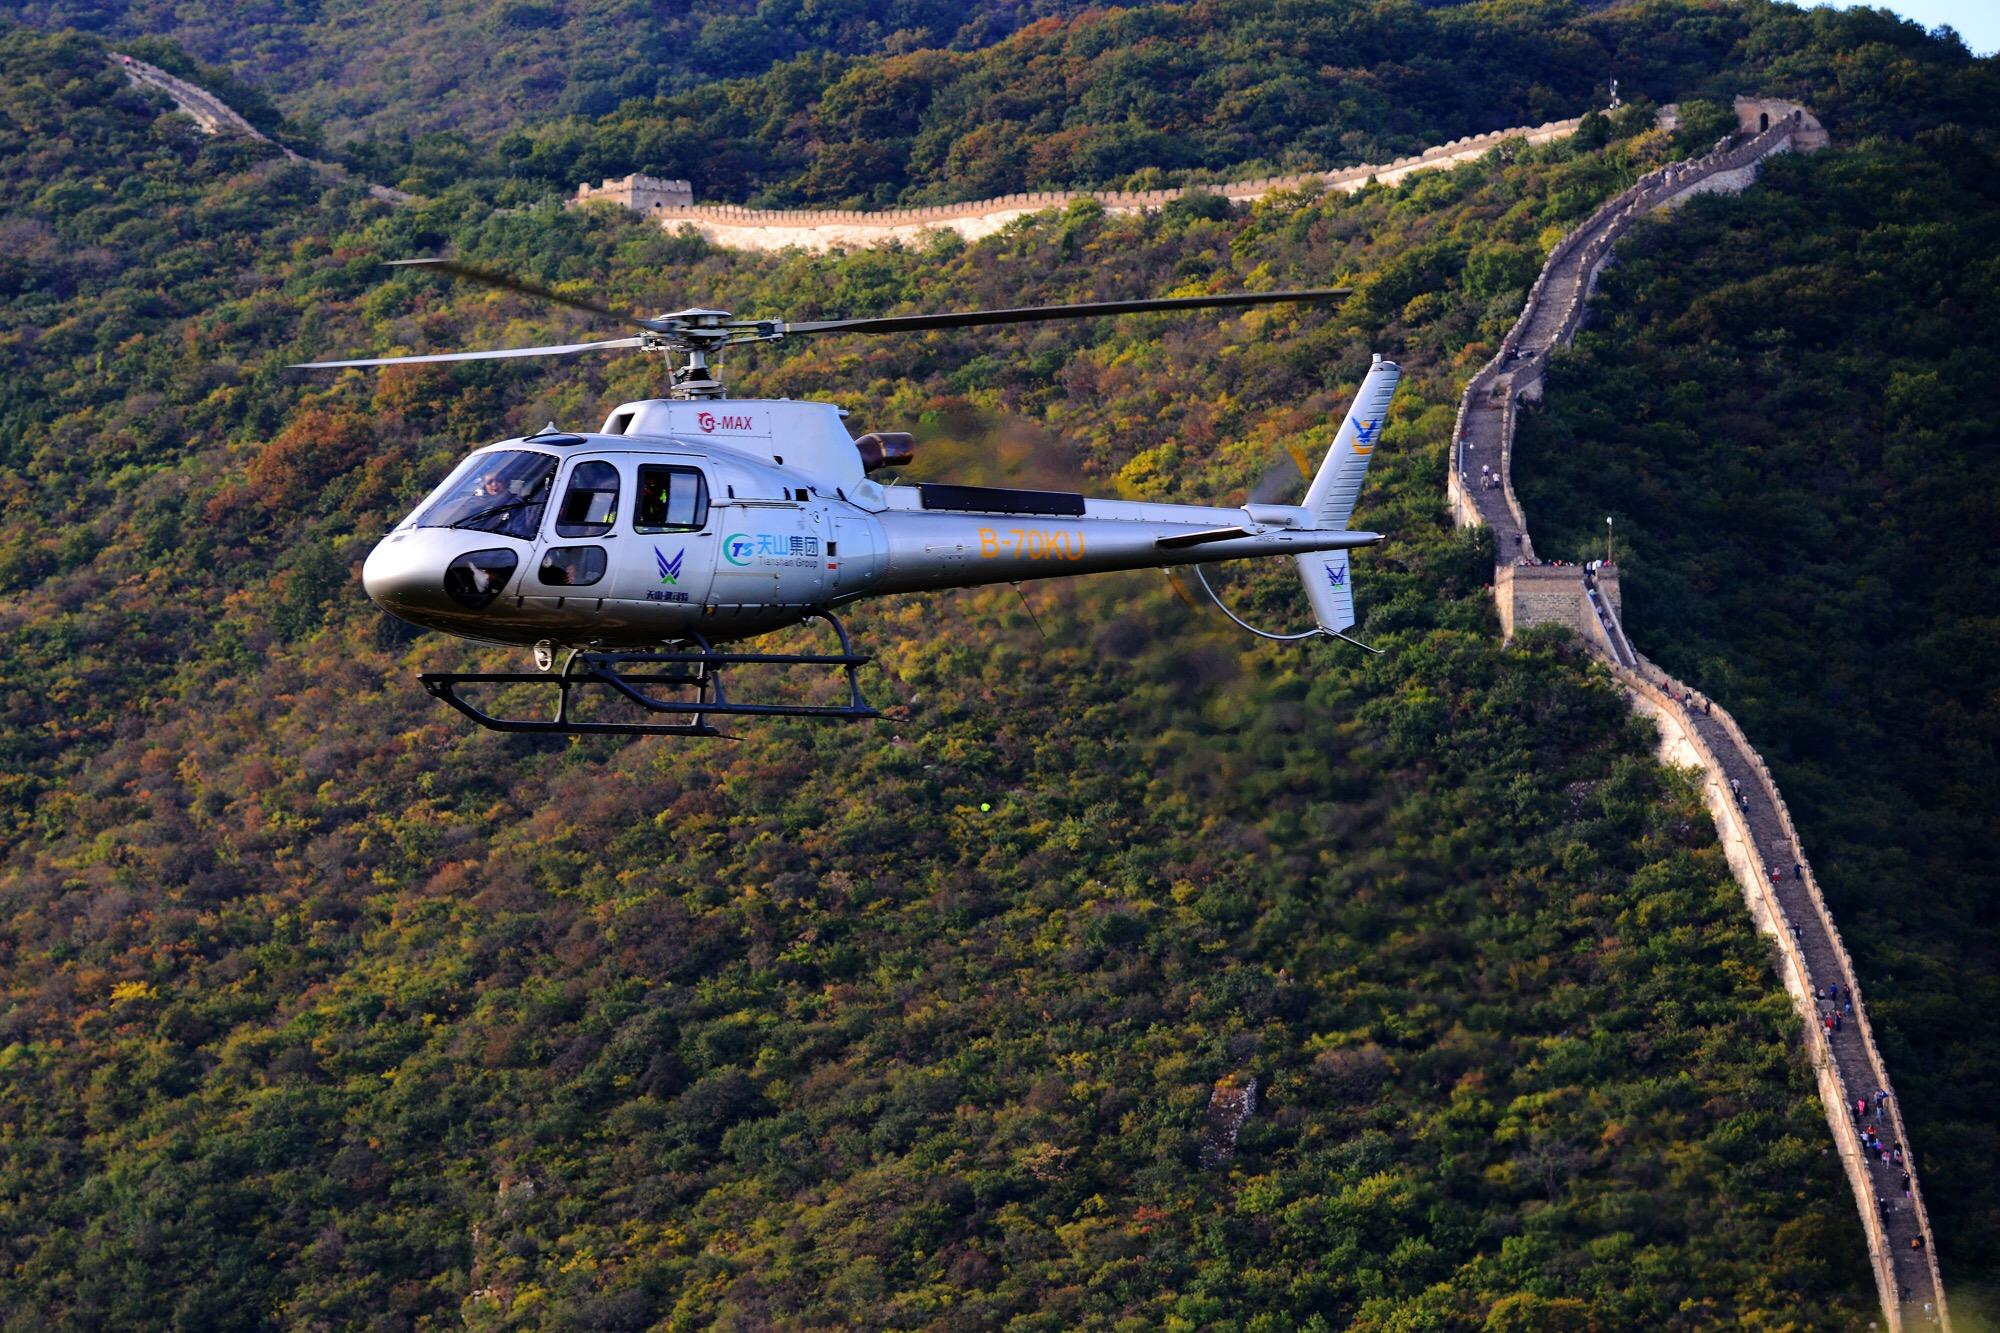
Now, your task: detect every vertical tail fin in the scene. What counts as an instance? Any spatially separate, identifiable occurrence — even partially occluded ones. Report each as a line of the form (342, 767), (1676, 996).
(1299, 549), (1355, 633)
(1295, 357), (1398, 636)
(1301, 356), (1400, 531)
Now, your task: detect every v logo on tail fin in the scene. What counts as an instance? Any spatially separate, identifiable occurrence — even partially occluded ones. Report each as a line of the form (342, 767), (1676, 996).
(1303, 358), (1401, 531)
(1300, 550), (1355, 632)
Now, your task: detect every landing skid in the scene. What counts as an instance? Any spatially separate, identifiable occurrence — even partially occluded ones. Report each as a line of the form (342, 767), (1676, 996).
(420, 611), (880, 737)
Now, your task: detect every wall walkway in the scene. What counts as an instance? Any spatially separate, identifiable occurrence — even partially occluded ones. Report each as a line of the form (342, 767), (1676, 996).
(112, 54), (413, 205)
(1448, 103), (1950, 1331)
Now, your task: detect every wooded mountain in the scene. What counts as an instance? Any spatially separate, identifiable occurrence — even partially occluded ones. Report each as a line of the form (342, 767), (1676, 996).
(0, 2), (1994, 1327)
(1, 0), (1068, 142)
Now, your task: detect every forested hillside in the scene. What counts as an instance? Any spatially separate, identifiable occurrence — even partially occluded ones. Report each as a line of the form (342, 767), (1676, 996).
(17, 0), (1961, 212)
(1, 0), (1064, 141)
(1511, 20), (2000, 1321)
(347, 0), (1908, 207)
(0, 16), (1906, 1327)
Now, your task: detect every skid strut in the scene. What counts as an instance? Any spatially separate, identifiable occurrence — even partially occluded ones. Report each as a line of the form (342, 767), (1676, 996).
(420, 611), (880, 737)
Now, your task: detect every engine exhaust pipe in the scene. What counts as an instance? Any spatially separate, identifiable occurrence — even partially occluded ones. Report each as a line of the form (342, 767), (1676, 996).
(853, 431), (915, 472)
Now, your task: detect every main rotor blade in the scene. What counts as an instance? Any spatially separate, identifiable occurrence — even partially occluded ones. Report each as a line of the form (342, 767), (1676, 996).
(776, 288), (1352, 337)
(388, 257), (649, 329)
(290, 336), (645, 369)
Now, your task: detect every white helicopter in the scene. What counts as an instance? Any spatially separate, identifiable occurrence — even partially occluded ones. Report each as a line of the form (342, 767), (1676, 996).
(298, 259), (1401, 736)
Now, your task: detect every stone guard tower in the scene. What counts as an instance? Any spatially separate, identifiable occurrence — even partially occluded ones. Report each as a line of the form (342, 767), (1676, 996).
(572, 173), (694, 214)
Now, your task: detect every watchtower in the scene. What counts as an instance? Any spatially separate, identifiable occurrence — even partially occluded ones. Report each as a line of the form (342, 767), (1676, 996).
(1733, 97), (1828, 150)
(571, 173), (695, 214)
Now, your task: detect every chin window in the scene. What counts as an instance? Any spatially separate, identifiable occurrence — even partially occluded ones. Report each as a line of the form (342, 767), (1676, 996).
(444, 548), (519, 608)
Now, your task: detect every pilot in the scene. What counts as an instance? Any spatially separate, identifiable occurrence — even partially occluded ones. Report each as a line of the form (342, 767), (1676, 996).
(478, 474), (508, 498)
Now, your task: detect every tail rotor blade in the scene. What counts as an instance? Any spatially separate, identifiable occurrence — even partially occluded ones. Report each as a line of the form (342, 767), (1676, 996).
(1248, 443), (1316, 505)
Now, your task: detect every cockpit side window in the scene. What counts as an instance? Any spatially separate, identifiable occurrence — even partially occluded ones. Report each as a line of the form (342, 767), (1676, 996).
(556, 460), (621, 538)
(634, 465), (709, 533)
(417, 450), (556, 541)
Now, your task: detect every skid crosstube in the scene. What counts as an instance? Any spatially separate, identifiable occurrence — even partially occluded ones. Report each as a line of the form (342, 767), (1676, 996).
(418, 612), (880, 737)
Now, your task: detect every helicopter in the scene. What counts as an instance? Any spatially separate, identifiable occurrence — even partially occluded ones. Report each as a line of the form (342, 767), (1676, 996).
(297, 259), (1401, 736)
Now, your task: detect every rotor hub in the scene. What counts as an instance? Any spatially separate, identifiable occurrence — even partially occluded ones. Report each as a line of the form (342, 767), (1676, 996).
(638, 316), (749, 399)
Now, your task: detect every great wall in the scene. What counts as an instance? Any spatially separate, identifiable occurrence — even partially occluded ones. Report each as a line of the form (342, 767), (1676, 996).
(571, 119), (1585, 252)
(1451, 95), (1951, 1332)
(112, 54), (412, 205)
(104, 53), (1953, 1323)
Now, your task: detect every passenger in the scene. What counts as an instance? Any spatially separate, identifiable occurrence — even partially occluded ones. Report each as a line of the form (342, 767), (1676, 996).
(540, 550), (577, 586)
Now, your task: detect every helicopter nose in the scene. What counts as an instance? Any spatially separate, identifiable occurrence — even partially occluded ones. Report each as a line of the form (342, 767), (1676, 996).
(364, 532), (527, 624)
(362, 533), (445, 618)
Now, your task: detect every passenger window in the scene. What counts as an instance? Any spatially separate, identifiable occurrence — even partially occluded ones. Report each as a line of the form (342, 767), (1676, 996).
(556, 460), (620, 537)
(537, 545), (607, 587)
(634, 465), (709, 532)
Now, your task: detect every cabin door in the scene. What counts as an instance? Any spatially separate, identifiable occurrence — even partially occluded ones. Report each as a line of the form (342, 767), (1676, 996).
(610, 461), (718, 609)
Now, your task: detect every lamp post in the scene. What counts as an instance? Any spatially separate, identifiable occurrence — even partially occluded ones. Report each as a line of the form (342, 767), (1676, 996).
(1606, 516), (1614, 565)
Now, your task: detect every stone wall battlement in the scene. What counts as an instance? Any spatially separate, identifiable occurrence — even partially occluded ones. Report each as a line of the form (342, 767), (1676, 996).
(582, 117), (1583, 252)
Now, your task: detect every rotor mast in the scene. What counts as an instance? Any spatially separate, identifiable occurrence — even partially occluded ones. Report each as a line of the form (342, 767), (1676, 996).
(645, 311), (739, 399)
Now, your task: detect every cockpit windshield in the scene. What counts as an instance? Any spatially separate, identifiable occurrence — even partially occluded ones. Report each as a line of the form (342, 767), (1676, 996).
(418, 450), (557, 540)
